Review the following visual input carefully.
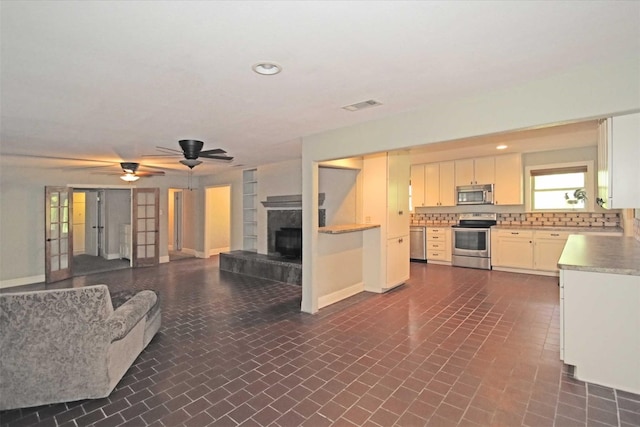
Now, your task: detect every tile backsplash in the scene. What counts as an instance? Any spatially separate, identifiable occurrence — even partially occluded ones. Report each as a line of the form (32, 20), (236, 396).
(411, 212), (621, 228)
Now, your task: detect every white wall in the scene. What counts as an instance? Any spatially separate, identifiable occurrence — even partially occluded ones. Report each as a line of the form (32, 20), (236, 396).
(319, 167), (359, 226)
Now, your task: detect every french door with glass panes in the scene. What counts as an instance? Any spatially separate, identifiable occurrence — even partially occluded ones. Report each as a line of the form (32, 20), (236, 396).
(45, 186), (73, 283)
(132, 188), (159, 267)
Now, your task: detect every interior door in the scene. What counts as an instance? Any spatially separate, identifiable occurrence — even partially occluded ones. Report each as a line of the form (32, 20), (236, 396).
(85, 191), (98, 256)
(174, 190), (183, 251)
(45, 186), (73, 283)
(132, 188), (159, 267)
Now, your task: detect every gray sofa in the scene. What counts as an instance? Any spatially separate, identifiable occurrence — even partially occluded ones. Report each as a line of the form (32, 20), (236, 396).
(0, 284), (161, 410)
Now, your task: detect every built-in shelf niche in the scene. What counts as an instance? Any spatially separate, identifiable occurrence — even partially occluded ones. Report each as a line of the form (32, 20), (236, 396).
(242, 169), (258, 252)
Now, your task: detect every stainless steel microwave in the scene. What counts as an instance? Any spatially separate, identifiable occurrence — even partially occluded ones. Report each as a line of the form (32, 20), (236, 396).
(456, 184), (494, 205)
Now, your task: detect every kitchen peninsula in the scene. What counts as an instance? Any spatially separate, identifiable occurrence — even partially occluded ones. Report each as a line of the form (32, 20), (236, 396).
(558, 234), (640, 394)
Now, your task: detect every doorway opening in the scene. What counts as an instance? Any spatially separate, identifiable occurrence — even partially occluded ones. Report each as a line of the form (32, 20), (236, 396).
(72, 188), (131, 276)
(205, 185), (231, 259)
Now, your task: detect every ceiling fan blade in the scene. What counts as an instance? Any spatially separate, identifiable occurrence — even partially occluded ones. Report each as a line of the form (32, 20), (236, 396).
(156, 146), (183, 154)
(2, 153), (115, 164)
(200, 154), (234, 161)
(199, 148), (227, 156)
(136, 171), (165, 177)
(138, 163), (172, 171)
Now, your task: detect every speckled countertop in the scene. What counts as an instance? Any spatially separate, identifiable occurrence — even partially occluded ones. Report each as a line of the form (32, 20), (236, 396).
(558, 235), (640, 276)
(318, 224), (381, 234)
(492, 225), (624, 234)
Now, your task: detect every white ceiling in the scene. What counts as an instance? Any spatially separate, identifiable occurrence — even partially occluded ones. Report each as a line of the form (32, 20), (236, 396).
(1, 1), (638, 176)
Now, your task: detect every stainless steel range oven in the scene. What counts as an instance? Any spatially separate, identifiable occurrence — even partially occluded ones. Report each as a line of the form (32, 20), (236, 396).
(452, 213), (497, 270)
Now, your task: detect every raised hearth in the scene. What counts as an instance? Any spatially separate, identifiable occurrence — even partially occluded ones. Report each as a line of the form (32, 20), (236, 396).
(220, 251), (302, 285)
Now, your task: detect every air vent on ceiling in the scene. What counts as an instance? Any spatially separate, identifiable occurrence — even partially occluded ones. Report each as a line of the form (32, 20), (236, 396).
(342, 99), (383, 112)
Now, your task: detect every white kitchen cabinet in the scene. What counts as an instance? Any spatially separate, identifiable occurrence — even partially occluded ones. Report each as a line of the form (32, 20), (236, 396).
(426, 227), (451, 264)
(410, 164), (425, 211)
(533, 231), (570, 272)
(387, 235), (410, 287)
(455, 157), (495, 186)
(363, 151), (410, 291)
(494, 153), (523, 205)
(388, 152), (410, 238)
(561, 269), (640, 394)
(597, 113), (640, 209)
(491, 229), (534, 270)
(424, 161), (455, 207)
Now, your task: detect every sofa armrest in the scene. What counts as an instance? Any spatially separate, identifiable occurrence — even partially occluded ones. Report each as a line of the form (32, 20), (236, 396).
(107, 290), (158, 342)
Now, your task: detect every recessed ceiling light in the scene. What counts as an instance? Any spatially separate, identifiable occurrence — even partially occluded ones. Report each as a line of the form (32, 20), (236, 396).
(252, 62), (282, 75)
(496, 144), (508, 150)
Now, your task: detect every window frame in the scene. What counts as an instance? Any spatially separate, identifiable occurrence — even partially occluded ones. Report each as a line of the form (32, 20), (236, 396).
(525, 160), (594, 212)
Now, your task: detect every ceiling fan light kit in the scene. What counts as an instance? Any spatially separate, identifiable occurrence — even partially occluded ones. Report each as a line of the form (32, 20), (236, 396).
(120, 173), (140, 182)
(180, 159), (203, 169)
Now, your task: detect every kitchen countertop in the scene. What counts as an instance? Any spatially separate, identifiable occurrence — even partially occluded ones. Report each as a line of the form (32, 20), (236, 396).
(558, 234), (640, 276)
(492, 225), (624, 234)
(318, 224), (381, 234)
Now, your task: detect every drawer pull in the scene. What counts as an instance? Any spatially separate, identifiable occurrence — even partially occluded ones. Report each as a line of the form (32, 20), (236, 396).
(551, 233), (560, 237)
(511, 232), (519, 235)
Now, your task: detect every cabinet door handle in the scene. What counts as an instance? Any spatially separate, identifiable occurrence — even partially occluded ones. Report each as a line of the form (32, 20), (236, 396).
(398, 210), (404, 215)
(398, 238), (403, 243)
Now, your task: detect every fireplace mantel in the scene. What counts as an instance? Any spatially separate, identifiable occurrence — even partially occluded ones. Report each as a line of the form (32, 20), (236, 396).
(261, 193), (325, 208)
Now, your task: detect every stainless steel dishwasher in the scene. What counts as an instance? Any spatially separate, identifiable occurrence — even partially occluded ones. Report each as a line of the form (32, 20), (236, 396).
(410, 226), (427, 262)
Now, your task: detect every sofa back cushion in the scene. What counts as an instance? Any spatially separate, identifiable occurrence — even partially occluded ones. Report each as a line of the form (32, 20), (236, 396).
(0, 285), (115, 406)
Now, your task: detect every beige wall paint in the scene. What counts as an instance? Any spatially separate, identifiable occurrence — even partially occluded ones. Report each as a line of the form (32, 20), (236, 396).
(206, 185), (231, 255)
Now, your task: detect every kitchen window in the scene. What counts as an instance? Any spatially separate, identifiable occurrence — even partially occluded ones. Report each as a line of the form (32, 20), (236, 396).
(526, 161), (594, 211)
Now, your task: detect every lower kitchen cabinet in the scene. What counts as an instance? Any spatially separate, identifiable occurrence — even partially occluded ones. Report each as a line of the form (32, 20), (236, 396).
(492, 228), (622, 276)
(533, 231), (570, 272)
(561, 268), (640, 394)
(491, 229), (534, 270)
(387, 234), (410, 288)
(426, 227), (451, 264)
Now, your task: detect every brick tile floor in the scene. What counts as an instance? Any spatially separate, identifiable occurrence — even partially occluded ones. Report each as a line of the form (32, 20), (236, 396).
(1, 258), (639, 426)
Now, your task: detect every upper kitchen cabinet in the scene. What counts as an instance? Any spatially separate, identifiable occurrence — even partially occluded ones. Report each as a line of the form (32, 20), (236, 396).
(410, 164), (425, 211)
(455, 157), (495, 186)
(598, 113), (640, 209)
(424, 161), (456, 207)
(494, 153), (523, 205)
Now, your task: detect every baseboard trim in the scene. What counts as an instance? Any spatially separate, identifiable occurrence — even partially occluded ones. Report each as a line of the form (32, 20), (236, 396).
(491, 266), (559, 277)
(0, 274), (45, 289)
(208, 246), (230, 256)
(318, 282), (364, 309)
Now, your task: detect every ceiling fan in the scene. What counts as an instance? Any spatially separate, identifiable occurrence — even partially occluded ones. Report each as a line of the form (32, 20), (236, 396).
(94, 162), (166, 182)
(145, 140), (234, 169)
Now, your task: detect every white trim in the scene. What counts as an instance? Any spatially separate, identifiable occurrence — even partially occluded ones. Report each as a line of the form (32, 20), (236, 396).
(159, 255), (170, 263)
(318, 282), (364, 309)
(104, 252), (121, 261)
(524, 160), (595, 212)
(0, 275), (45, 289)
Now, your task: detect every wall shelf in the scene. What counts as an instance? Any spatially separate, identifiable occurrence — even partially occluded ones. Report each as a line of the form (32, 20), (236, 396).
(242, 169), (258, 252)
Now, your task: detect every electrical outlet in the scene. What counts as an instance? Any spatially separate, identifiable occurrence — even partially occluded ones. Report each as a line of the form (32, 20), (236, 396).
(365, 216), (371, 223)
